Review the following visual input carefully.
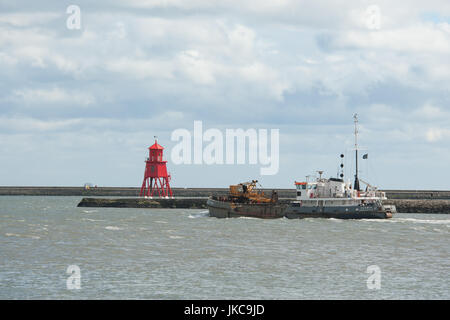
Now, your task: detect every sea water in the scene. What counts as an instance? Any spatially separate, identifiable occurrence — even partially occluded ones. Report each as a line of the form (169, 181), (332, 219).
(0, 196), (448, 299)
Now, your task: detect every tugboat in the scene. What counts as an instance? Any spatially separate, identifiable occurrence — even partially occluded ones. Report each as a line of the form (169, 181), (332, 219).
(207, 180), (287, 218)
(284, 114), (396, 219)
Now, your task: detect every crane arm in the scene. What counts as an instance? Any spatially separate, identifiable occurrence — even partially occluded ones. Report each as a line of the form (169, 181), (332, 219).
(359, 178), (376, 190)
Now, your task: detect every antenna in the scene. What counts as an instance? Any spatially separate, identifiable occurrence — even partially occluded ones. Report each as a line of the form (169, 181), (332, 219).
(317, 170), (324, 180)
(353, 114), (360, 191)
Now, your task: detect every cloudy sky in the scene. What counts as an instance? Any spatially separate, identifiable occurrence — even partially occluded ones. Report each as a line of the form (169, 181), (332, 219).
(1, 0), (449, 189)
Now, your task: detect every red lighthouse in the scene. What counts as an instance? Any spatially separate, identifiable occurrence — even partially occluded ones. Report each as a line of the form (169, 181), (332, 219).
(139, 139), (173, 198)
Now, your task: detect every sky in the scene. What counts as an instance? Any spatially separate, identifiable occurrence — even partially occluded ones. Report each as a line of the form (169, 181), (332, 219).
(0, 0), (449, 189)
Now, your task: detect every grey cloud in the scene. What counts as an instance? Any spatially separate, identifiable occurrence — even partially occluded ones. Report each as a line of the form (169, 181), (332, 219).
(1, 1), (450, 188)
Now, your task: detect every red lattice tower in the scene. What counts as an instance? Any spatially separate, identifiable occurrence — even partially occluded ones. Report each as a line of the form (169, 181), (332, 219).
(139, 139), (173, 198)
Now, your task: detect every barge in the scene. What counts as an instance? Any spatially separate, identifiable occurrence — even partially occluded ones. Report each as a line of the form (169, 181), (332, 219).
(207, 180), (287, 218)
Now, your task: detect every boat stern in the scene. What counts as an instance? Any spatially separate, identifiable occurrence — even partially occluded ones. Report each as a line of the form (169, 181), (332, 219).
(382, 204), (396, 218)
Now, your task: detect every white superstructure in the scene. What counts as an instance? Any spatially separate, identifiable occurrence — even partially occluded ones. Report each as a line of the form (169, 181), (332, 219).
(294, 176), (387, 207)
(285, 114), (396, 219)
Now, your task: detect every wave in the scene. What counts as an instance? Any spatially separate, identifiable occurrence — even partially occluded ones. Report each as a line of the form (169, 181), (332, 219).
(396, 218), (450, 225)
(234, 216), (257, 220)
(188, 211), (210, 219)
(105, 226), (122, 231)
(82, 218), (105, 222)
(5, 233), (21, 237)
(359, 218), (394, 223)
(360, 217), (450, 226)
(5, 233), (40, 239)
(82, 210), (98, 213)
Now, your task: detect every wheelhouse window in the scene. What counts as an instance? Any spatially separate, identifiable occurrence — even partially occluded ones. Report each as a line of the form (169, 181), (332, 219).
(296, 183), (307, 190)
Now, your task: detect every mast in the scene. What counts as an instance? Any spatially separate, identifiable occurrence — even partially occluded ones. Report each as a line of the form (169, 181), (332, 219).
(353, 113), (360, 191)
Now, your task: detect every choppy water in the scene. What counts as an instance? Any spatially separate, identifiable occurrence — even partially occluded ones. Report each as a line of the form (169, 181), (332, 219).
(0, 196), (448, 299)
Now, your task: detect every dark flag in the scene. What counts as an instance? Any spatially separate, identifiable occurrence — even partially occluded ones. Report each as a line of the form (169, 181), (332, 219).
(363, 153), (368, 159)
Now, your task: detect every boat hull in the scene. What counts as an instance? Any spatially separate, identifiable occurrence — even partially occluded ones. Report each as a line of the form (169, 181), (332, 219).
(207, 198), (287, 219)
(284, 203), (395, 219)
(207, 198), (395, 220)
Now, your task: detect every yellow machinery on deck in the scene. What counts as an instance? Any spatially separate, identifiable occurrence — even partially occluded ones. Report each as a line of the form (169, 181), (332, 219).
(228, 180), (277, 204)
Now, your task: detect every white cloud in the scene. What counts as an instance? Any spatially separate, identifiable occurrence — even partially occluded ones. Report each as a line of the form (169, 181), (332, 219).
(11, 88), (95, 106)
(426, 127), (450, 142)
(0, 111), (186, 134)
(1, 1), (450, 188)
(335, 24), (450, 54)
(239, 62), (289, 100)
(0, 12), (60, 27)
(176, 50), (217, 85)
(106, 57), (175, 80)
(227, 24), (256, 59)
(0, 116), (82, 132)
(413, 103), (447, 119)
(0, 52), (18, 66)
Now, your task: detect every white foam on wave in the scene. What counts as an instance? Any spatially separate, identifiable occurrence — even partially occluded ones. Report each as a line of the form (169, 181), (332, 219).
(301, 218), (320, 222)
(360, 218), (393, 223)
(396, 218), (450, 225)
(82, 210), (98, 214)
(188, 211), (210, 219)
(5, 233), (21, 237)
(360, 217), (450, 227)
(82, 218), (105, 222)
(5, 233), (40, 239)
(105, 226), (122, 231)
(169, 235), (184, 239)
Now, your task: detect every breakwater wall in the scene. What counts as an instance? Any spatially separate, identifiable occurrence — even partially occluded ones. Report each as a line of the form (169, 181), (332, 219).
(384, 200), (450, 214)
(78, 197), (210, 209)
(77, 197), (450, 213)
(2, 186), (450, 199)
